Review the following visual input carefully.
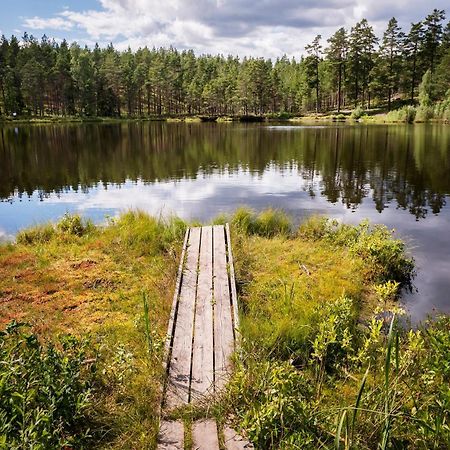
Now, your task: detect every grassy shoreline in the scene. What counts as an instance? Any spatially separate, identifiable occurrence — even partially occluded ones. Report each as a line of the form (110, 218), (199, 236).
(1, 110), (449, 126)
(1, 210), (449, 449)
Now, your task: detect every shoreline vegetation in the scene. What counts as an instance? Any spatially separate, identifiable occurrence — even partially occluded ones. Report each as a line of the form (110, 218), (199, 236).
(1, 209), (449, 449)
(1, 107), (449, 125)
(1, 10), (450, 126)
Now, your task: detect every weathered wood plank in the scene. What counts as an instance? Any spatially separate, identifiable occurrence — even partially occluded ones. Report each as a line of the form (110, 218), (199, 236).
(192, 420), (220, 450)
(223, 427), (254, 449)
(157, 420), (184, 450)
(191, 226), (214, 401)
(213, 225), (234, 390)
(166, 227), (201, 409)
(160, 229), (189, 408)
(225, 223), (239, 337)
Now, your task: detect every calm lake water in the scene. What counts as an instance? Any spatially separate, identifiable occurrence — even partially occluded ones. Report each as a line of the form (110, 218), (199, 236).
(1, 122), (449, 321)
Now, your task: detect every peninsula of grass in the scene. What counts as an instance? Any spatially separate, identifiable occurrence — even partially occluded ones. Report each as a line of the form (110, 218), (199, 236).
(0, 209), (448, 449)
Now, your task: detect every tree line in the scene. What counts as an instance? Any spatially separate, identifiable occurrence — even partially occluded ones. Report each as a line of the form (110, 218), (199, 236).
(0, 9), (449, 118)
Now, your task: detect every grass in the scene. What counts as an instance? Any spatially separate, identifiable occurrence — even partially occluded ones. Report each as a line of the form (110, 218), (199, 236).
(0, 208), (448, 449)
(220, 210), (448, 449)
(0, 211), (186, 449)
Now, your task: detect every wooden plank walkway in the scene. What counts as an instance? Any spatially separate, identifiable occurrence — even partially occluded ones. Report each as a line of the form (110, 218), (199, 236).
(157, 224), (253, 450)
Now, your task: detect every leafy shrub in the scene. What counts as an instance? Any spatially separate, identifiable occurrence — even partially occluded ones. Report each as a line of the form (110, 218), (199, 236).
(0, 321), (95, 449)
(350, 106), (365, 120)
(231, 207), (292, 237)
(57, 213), (94, 237)
(311, 296), (356, 379)
(434, 89), (450, 122)
(228, 360), (315, 448)
(415, 105), (434, 122)
(385, 106), (416, 123)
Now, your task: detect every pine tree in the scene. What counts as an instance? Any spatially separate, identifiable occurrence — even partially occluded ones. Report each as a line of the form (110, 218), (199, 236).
(326, 28), (348, 112)
(305, 35), (322, 113)
(379, 18), (404, 110)
(423, 9), (446, 75)
(404, 22), (424, 102)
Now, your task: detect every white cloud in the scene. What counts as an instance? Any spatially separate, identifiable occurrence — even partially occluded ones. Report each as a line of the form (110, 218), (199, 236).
(0, 227), (13, 242)
(21, 0), (449, 57)
(24, 16), (74, 31)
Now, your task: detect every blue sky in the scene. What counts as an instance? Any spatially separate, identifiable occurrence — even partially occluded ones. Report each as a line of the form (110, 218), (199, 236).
(1, 1), (448, 57)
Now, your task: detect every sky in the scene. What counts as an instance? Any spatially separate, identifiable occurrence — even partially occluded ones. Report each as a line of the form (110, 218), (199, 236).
(0, 0), (448, 58)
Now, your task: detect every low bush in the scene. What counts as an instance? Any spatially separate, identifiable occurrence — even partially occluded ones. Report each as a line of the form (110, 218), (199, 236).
(228, 360), (316, 448)
(385, 106), (416, 123)
(0, 321), (95, 449)
(57, 213), (94, 237)
(350, 106), (365, 120)
(415, 105), (434, 122)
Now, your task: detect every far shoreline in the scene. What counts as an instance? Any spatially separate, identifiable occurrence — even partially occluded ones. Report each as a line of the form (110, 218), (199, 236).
(1, 113), (449, 126)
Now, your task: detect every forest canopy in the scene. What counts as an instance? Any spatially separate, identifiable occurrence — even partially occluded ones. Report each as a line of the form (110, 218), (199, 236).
(0, 9), (449, 118)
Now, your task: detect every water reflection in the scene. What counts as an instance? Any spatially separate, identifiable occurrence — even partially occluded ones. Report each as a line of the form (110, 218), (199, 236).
(0, 122), (449, 320)
(1, 123), (449, 220)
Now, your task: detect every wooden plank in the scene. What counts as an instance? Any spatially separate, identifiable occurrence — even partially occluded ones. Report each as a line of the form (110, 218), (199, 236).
(192, 420), (220, 450)
(160, 229), (189, 408)
(191, 226), (214, 401)
(225, 223), (239, 337)
(166, 227), (201, 409)
(213, 225), (234, 390)
(223, 427), (254, 449)
(157, 420), (184, 450)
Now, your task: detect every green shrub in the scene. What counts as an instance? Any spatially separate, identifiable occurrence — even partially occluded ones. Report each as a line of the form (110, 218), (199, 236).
(228, 360), (315, 448)
(415, 105), (434, 122)
(57, 213), (94, 237)
(434, 89), (450, 122)
(350, 106), (365, 120)
(385, 106), (416, 123)
(311, 296), (356, 378)
(0, 321), (95, 449)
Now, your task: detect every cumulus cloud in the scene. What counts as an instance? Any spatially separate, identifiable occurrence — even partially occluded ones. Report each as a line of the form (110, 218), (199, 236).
(24, 16), (74, 31)
(21, 0), (448, 57)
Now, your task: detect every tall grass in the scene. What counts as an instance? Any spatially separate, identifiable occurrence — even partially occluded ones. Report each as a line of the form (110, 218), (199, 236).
(231, 207), (292, 237)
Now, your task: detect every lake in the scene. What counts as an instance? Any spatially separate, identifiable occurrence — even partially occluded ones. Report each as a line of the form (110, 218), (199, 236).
(1, 122), (449, 321)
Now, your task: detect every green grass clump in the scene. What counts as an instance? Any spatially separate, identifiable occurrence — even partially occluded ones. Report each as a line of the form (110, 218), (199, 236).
(299, 217), (415, 287)
(16, 223), (56, 245)
(105, 210), (187, 256)
(0, 321), (94, 449)
(231, 207), (292, 237)
(415, 105), (434, 122)
(17, 214), (94, 245)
